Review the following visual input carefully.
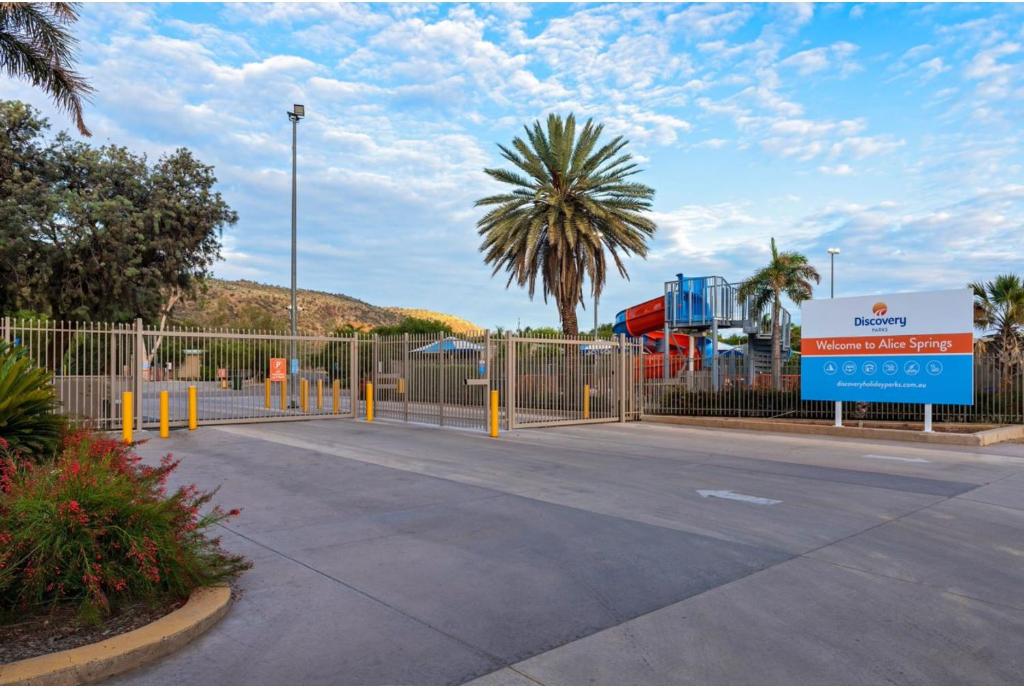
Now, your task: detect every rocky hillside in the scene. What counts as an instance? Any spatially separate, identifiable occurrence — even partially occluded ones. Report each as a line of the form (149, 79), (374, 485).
(173, 279), (480, 335)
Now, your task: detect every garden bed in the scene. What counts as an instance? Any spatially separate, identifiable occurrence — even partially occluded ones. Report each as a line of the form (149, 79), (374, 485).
(0, 597), (185, 664)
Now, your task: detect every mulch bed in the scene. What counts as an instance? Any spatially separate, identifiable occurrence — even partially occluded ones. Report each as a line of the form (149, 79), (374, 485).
(0, 597), (186, 665)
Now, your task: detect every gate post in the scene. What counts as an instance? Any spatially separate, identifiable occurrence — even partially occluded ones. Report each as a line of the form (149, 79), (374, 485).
(2, 316), (9, 344)
(484, 329), (491, 432)
(505, 332), (516, 430)
(349, 337), (359, 418)
(403, 333), (410, 422)
(135, 318), (144, 431)
(618, 333), (627, 422)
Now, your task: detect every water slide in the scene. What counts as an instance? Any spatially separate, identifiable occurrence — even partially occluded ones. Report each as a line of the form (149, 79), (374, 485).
(613, 273), (791, 380)
(613, 286), (710, 378)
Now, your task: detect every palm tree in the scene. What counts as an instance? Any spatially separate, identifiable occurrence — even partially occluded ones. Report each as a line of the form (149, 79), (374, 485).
(970, 274), (1024, 379)
(475, 113), (656, 337)
(736, 238), (820, 388)
(1, 3), (93, 136)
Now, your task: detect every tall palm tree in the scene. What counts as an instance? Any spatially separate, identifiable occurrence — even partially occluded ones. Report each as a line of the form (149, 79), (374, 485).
(736, 237), (820, 388)
(1, 2), (92, 136)
(970, 274), (1024, 378)
(476, 113), (656, 337)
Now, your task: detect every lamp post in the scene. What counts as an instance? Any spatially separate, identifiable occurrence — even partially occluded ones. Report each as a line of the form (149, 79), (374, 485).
(288, 104), (305, 407)
(827, 247), (841, 427)
(827, 247), (840, 299)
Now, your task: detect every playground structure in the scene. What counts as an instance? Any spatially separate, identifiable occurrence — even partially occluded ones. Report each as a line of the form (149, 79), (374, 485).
(613, 274), (792, 388)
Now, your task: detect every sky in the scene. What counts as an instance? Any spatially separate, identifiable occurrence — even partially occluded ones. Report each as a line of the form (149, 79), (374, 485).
(3, 2), (1023, 329)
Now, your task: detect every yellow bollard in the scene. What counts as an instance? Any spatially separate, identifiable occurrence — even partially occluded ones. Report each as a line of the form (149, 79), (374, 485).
(264, 378), (271, 409)
(121, 391), (133, 444)
(332, 379), (340, 415)
(159, 390), (169, 438)
(398, 377), (406, 395)
(489, 389), (499, 438)
(317, 379), (324, 410)
(366, 382), (374, 422)
(583, 383), (590, 420)
(280, 378), (287, 410)
(188, 386), (197, 431)
(300, 378), (309, 413)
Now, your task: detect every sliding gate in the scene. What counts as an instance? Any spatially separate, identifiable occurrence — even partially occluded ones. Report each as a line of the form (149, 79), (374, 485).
(3, 317), (642, 433)
(505, 335), (642, 429)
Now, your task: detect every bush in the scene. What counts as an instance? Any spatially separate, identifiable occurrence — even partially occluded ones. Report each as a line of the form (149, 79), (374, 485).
(0, 429), (250, 619)
(0, 342), (64, 457)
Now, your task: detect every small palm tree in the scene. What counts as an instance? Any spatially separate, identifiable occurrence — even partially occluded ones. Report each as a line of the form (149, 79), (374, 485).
(1, 3), (93, 136)
(476, 113), (656, 337)
(736, 238), (820, 388)
(970, 274), (1024, 378)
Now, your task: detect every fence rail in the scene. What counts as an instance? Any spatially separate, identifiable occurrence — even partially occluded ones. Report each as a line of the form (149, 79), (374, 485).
(642, 352), (1024, 425)
(6, 315), (1017, 432)
(1, 317), (641, 433)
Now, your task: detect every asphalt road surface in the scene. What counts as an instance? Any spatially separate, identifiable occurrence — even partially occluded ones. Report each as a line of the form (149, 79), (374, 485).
(115, 419), (1024, 685)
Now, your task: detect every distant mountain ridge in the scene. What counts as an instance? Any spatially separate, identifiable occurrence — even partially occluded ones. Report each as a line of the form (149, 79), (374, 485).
(173, 279), (480, 335)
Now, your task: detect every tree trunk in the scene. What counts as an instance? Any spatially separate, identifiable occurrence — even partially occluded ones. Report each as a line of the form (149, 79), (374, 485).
(558, 298), (579, 338)
(147, 286), (182, 367)
(771, 296), (781, 391)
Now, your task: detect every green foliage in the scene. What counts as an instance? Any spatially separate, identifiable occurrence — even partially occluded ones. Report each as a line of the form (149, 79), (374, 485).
(0, 100), (237, 323)
(0, 4), (92, 135)
(371, 317), (454, 336)
(970, 274), (1024, 368)
(0, 428), (251, 618)
(476, 113), (656, 336)
(736, 238), (820, 387)
(0, 342), (63, 457)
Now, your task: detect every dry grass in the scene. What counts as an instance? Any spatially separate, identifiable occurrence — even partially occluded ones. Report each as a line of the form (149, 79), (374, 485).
(173, 279), (480, 335)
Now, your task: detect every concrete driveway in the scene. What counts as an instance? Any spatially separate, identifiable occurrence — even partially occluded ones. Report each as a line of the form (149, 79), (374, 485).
(115, 419), (1024, 685)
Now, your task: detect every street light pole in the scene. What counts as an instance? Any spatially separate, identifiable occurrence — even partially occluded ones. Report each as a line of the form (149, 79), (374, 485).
(827, 247), (841, 427)
(827, 247), (840, 299)
(288, 104), (305, 407)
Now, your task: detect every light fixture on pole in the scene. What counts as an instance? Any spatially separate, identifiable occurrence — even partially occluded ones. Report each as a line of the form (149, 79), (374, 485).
(827, 247), (840, 299)
(288, 104), (305, 407)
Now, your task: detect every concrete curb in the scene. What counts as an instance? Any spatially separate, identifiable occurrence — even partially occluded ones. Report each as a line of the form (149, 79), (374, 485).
(642, 415), (1024, 447)
(0, 586), (231, 686)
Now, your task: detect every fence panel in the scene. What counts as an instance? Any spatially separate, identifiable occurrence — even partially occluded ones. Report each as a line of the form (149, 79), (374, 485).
(139, 326), (357, 427)
(510, 334), (640, 428)
(643, 352), (1024, 425)
(3, 317), (136, 429)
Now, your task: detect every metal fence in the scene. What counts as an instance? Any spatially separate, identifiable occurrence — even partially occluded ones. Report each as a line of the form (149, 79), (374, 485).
(2, 317), (641, 434)
(642, 352), (1024, 425)
(9, 314), (1015, 431)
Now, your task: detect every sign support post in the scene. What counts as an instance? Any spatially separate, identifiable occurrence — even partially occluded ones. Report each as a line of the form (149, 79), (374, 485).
(834, 401), (842, 427)
(924, 404), (933, 433)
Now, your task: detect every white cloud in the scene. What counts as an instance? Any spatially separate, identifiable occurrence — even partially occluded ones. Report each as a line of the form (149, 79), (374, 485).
(818, 164), (854, 176)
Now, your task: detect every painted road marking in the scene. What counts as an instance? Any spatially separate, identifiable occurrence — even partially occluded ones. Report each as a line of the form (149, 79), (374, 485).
(697, 490), (782, 506)
(864, 454), (931, 463)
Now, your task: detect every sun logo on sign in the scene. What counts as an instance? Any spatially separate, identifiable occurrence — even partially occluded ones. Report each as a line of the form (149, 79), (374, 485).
(872, 302), (888, 316)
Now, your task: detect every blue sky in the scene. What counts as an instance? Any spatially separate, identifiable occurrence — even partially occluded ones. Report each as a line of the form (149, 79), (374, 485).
(3, 3), (1022, 329)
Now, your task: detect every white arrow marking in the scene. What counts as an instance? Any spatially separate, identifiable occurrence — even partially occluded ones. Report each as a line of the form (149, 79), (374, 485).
(697, 490), (782, 506)
(864, 454), (930, 464)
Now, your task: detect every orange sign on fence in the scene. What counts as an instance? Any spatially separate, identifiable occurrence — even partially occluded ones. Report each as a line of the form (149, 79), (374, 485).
(269, 358), (287, 382)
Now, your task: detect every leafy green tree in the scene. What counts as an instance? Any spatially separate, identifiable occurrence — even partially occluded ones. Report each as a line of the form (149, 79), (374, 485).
(736, 238), (820, 388)
(0, 3), (92, 135)
(476, 113), (656, 337)
(970, 274), (1024, 378)
(0, 100), (237, 326)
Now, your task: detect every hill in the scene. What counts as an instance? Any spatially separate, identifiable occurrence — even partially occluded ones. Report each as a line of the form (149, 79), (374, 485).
(173, 279), (480, 335)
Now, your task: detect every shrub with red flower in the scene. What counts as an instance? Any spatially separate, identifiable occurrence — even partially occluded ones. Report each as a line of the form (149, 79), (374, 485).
(0, 428), (250, 617)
